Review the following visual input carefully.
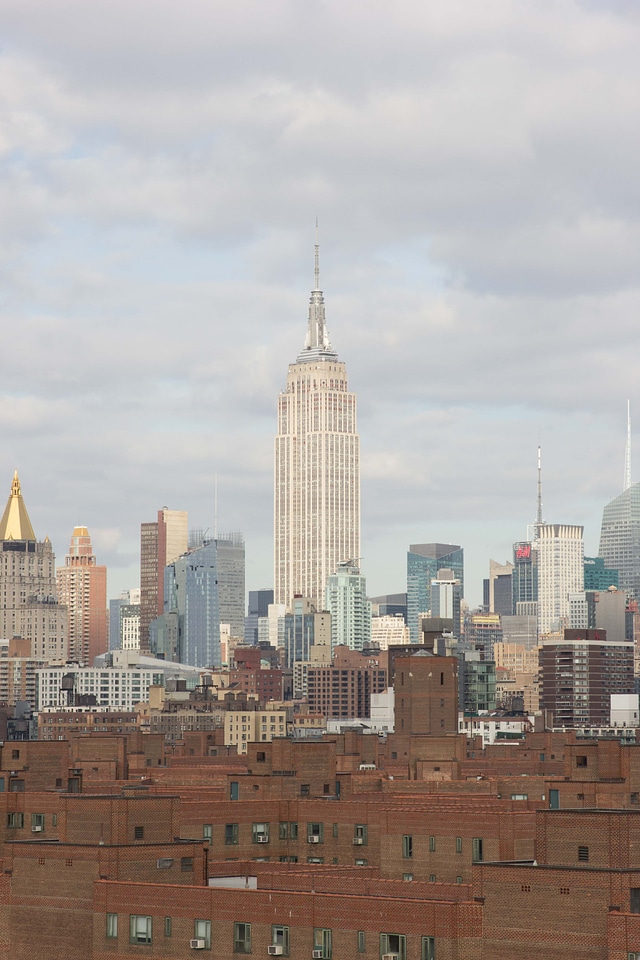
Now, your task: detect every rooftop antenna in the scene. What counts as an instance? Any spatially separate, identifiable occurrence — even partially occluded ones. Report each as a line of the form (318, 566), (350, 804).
(624, 399), (632, 491)
(314, 216), (320, 291)
(214, 474), (218, 540)
(535, 444), (544, 540)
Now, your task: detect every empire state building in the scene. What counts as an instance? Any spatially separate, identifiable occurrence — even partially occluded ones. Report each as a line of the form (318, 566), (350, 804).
(274, 241), (360, 608)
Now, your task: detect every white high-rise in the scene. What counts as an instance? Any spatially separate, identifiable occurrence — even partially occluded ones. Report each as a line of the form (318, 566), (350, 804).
(274, 239), (360, 608)
(537, 523), (584, 634)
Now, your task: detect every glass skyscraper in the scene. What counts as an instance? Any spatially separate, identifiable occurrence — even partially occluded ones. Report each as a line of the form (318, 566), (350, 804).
(598, 482), (640, 601)
(406, 543), (464, 642)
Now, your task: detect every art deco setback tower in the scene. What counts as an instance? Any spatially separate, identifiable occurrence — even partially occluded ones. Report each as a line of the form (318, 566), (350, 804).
(56, 526), (107, 665)
(274, 240), (360, 608)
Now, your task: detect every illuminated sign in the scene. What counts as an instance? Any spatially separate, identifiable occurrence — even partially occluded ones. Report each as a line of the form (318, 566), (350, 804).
(515, 544), (531, 560)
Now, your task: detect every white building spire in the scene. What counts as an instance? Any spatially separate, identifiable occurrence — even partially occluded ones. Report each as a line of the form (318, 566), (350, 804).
(624, 399), (632, 491)
(298, 224), (338, 362)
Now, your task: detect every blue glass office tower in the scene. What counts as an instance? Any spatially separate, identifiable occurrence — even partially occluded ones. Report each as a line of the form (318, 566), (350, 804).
(406, 543), (464, 642)
(158, 540), (221, 668)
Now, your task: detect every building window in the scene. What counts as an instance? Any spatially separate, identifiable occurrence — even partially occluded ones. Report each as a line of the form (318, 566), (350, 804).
(271, 925), (290, 956)
(300, 784), (310, 796)
(333, 823), (339, 838)
(307, 857), (324, 864)
(230, 781), (239, 800)
(578, 846), (589, 862)
(32, 813), (45, 831)
(402, 835), (413, 858)
(253, 823), (270, 843)
(134, 825), (144, 840)
(106, 913), (118, 939)
(226, 823), (239, 845)
(422, 937), (435, 960)
(234, 922), (252, 953)
(455, 837), (462, 854)
(307, 823), (324, 843)
(472, 838), (483, 862)
(181, 857), (194, 871)
(164, 917), (172, 937)
(354, 824), (367, 845)
(576, 755), (588, 767)
(194, 920), (211, 949)
(7, 813), (24, 828)
(355, 858), (368, 866)
(52, 814), (57, 827)
(429, 836), (436, 852)
(203, 824), (212, 842)
(314, 928), (332, 959)
(129, 915), (152, 944)
(358, 931), (366, 953)
(380, 933), (407, 960)
(403, 873), (413, 881)
(631, 889), (640, 914)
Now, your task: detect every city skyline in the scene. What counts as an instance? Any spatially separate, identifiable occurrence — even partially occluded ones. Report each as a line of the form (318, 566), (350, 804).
(1, 1), (639, 607)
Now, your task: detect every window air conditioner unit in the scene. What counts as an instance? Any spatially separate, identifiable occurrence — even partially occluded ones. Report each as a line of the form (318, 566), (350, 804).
(257, 834), (269, 842)
(32, 826), (43, 833)
(382, 954), (399, 960)
(268, 946), (284, 955)
(353, 837), (364, 845)
(9, 771), (17, 776)
(308, 835), (320, 843)
(190, 939), (206, 949)
(312, 950), (323, 958)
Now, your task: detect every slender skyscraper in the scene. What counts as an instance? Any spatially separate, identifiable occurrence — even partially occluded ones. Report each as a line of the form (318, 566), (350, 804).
(599, 403), (640, 600)
(274, 236), (360, 608)
(56, 526), (107, 665)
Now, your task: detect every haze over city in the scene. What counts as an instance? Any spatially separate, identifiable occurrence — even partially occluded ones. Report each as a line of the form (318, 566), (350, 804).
(2, 0), (639, 605)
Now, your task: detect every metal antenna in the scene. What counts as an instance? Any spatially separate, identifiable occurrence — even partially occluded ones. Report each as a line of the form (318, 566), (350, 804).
(314, 216), (320, 291)
(214, 474), (218, 540)
(536, 444), (544, 538)
(624, 399), (632, 491)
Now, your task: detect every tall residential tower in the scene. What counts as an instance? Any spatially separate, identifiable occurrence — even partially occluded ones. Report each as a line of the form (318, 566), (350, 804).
(56, 526), (107, 665)
(274, 239), (360, 608)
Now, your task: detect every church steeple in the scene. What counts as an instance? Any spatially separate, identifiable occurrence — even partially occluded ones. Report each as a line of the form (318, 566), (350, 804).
(297, 225), (338, 363)
(0, 471), (37, 541)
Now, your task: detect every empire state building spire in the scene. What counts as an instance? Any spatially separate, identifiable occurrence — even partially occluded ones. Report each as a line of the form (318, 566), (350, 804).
(297, 226), (338, 362)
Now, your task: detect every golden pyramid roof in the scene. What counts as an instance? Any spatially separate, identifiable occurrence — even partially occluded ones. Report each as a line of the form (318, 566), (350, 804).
(0, 471), (36, 541)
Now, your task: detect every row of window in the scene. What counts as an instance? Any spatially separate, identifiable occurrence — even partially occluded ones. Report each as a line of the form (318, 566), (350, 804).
(218, 822), (368, 844)
(106, 916), (434, 958)
(7, 813), (54, 829)
(402, 836), (483, 860)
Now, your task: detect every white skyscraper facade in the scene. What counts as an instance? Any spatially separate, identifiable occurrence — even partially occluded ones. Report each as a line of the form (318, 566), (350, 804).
(537, 523), (584, 634)
(274, 242), (360, 608)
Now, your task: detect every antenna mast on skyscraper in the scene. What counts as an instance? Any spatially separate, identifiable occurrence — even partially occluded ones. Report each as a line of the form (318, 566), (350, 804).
(624, 399), (632, 491)
(314, 216), (320, 291)
(214, 474), (218, 540)
(535, 444), (544, 541)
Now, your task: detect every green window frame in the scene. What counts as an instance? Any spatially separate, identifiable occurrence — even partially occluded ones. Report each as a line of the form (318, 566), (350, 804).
(234, 921), (252, 953)
(194, 920), (211, 949)
(380, 933), (406, 960)
(271, 925), (290, 956)
(422, 936), (435, 960)
(129, 915), (152, 945)
(314, 928), (332, 959)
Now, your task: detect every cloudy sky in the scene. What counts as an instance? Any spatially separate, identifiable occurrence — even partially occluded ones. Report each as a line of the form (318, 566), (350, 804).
(2, 0), (639, 608)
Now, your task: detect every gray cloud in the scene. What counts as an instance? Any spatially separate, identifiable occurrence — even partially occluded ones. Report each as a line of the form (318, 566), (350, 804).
(0, 0), (638, 603)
